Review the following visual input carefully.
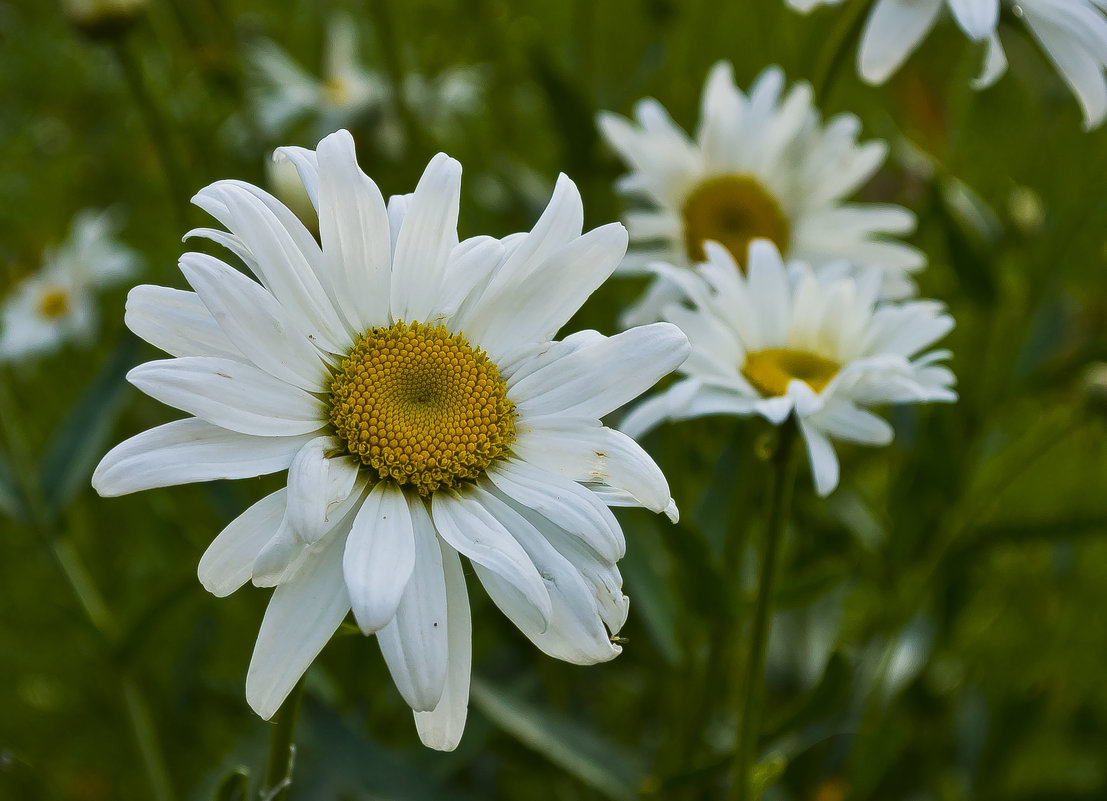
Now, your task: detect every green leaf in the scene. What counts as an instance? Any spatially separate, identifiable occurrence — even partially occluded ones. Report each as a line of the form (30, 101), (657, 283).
(39, 337), (137, 514)
(470, 676), (644, 801)
(211, 767), (249, 801)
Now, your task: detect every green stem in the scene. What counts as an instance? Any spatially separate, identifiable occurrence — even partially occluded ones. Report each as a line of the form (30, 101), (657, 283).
(108, 35), (191, 231)
(122, 672), (176, 801)
(260, 678), (306, 801)
(812, 0), (873, 104)
(729, 418), (799, 801)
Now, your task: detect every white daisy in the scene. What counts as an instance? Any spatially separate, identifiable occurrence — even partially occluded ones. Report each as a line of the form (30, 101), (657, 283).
(597, 62), (923, 325)
(785, 0), (1107, 129)
(0, 209), (139, 362)
(621, 239), (956, 497)
(92, 130), (688, 750)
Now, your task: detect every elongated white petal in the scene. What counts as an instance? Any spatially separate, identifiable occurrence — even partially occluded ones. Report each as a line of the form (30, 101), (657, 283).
(199, 488), (287, 597)
(857, 0), (944, 84)
(799, 419), (840, 497)
(246, 530), (350, 720)
(512, 418), (673, 515)
(315, 129), (392, 331)
(273, 145), (320, 210)
(390, 153), (462, 322)
(948, 0), (998, 40)
(344, 482), (417, 633)
(430, 489), (552, 627)
(125, 285), (242, 361)
(413, 542), (471, 751)
(510, 323), (689, 420)
(179, 252), (327, 392)
(377, 497), (449, 711)
(92, 418), (318, 497)
(468, 487), (620, 664)
(486, 459), (625, 563)
(127, 357), (325, 437)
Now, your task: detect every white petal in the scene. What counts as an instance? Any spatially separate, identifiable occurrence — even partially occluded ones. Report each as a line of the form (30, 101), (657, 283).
(857, 0), (945, 84)
(487, 458), (625, 563)
(377, 496), (449, 711)
(273, 145), (320, 210)
(430, 489), (552, 627)
(948, 0), (998, 40)
(512, 417), (672, 515)
(468, 486), (620, 664)
(972, 31), (1008, 89)
(286, 437), (361, 544)
(1022, 3), (1107, 129)
(315, 129), (393, 331)
(811, 402), (894, 445)
(389, 153), (462, 322)
(509, 323), (689, 420)
(799, 419), (841, 497)
(92, 418), (318, 497)
(125, 285), (242, 360)
(179, 252), (327, 393)
(246, 530), (350, 720)
(126, 357), (325, 437)
(413, 542), (471, 751)
(344, 482), (417, 633)
(198, 488), (287, 597)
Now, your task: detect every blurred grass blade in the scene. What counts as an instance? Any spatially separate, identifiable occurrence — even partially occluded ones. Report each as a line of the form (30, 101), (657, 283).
(40, 337), (138, 514)
(471, 676), (643, 801)
(620, 525), (682, 665)
(0, 444), (27, 522)
(211, 767), (249, 801)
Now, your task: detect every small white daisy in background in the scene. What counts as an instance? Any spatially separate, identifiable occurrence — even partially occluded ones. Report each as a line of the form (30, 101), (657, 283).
(0, 209), (139, 363)
(597, 63), (924, 327)
(621, 239), (956, 497)
(249, 14), (485, 157)
(785, 0), (1107, 130)
(93, 130), (688, 750)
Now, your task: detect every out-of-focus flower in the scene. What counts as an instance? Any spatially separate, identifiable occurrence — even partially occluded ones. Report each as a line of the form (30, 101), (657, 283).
(63, 0), (146, 39)
(248, 16), (484, 157)
(622, 239), (955, 497)
(597, 63), (923, 326)
(785, 0), (1107, 130)
(0, 209), (139, 363)
(93, 130), (688, 749)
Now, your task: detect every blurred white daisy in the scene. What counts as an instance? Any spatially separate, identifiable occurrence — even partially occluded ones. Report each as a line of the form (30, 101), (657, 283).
(785, 0), (1107, 129)
(249, 15), (485, 157)
(597, 63), (923, 325)
(621, 239), (955, 497)
(0, 209), (139, 362)
(93, 130), (688, 749)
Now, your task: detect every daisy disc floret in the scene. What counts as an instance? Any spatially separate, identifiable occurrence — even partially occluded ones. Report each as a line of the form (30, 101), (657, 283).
(93, 130), (689, 750)
(622, 239), (956, 497)
(597, 62), (924, 325)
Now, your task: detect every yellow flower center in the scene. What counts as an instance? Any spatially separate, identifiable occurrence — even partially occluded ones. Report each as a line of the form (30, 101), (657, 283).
(742, 348), (839, 397)
(323, 76), (355, 108)
(682, 175), (790, 267)
(36, 287), (71, 319)
(328, 320), (515, 496)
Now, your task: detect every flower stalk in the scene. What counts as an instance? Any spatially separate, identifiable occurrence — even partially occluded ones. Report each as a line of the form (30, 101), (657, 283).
(729, 416), (798, 801)
(259, 677), (306, 801)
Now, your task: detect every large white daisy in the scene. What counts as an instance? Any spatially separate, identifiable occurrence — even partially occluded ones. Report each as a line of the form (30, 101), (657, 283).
(0, 208), (139, 362)
(621, 239), (956, 497)
(785, 0), (1107, 129)
(597, 62), (923, 325)
(92, 130), (688, 750)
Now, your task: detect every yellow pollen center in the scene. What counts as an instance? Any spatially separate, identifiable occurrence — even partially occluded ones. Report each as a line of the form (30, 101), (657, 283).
(36, 287), (71, 319)
(742, 348), (839, 397)
(682, 175), (790, 268)
(328, 320), (515, 495)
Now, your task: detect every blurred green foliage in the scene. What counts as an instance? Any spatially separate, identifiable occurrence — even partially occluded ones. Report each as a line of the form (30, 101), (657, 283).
(1, 0), (1106, 799)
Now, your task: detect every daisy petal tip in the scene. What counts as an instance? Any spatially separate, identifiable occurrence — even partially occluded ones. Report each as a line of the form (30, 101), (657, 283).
(663, 498), (680, 523)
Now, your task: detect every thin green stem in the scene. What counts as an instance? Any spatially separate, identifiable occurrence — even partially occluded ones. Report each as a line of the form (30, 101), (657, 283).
(729, 418), (799, 801)
(122, 672), (176, 801)
(260, 678), (306, 801)
(108, 35), (192, 231)
(812, 0), (873, 105)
